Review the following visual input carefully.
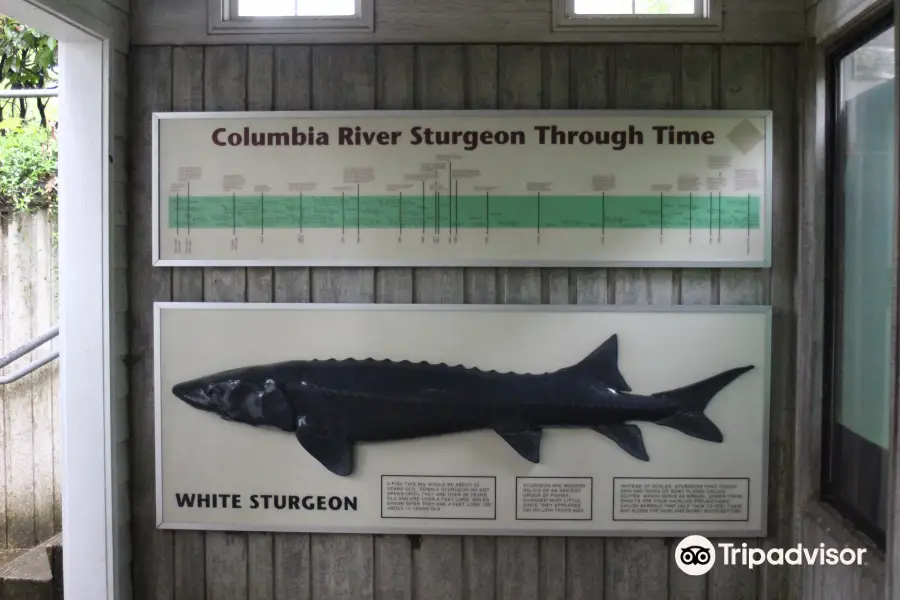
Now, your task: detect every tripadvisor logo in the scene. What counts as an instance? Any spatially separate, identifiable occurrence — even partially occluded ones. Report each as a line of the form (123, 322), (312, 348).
(675, 535), (716, 576)
(674, 535), (868, 575)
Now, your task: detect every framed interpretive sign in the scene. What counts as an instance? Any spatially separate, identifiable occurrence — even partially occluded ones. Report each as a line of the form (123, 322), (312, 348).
(155, 303), (771, 537)
(151, 110), (773, 268)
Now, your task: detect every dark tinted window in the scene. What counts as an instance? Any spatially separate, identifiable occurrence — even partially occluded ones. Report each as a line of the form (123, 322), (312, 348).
(823, 18), (895, 548)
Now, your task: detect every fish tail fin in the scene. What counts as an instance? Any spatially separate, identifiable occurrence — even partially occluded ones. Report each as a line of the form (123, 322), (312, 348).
(569, 334), (632, 392)
(652, 365), (754, 442)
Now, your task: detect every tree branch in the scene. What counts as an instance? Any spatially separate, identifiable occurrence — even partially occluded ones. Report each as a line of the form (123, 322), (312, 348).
(36, 71), (46, 127)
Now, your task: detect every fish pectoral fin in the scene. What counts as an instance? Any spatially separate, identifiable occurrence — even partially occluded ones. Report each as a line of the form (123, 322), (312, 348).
(494, 428), (542, 463)
(295, 422), (354, 477)
(592, 424), (649, 461)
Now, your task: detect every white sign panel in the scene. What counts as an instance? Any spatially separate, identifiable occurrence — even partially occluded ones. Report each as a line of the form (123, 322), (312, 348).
(154, 304), (771, 537)
(151, 110), (773, 268)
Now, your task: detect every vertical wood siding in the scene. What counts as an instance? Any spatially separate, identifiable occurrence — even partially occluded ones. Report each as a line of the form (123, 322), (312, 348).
(129, 43), (799, 600)
(0, 212), (61, 550)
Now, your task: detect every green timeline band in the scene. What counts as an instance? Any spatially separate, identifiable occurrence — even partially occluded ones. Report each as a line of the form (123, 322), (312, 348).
(166, 194), (762, 231)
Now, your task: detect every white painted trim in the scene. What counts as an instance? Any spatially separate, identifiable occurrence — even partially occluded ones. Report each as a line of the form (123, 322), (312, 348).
(552, 0), (722, 31)
(58, 37), (118, 600)
(0, 5), (119, 600)
(208, 0), (373, 34)
(0, 7), (118, 599)
(0, 3), (122, 598)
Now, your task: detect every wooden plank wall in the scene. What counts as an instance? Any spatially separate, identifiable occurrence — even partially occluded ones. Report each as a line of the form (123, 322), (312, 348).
(0, 211), (61, 550)
(131, 0), (805, 46)
(129, 43), (798, 600)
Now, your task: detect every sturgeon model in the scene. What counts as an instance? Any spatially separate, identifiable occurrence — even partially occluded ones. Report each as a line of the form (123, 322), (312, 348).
(171, 335), (754, 476)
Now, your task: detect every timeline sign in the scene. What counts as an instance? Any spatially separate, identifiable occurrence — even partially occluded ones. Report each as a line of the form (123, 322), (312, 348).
(151, 110), (773, 268)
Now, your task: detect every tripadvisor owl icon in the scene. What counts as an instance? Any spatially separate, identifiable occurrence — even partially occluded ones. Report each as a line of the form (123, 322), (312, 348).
(675, 535), (717, 576)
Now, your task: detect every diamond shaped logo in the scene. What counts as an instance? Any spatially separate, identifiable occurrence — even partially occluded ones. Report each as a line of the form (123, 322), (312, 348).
(726, 119), (764, 154)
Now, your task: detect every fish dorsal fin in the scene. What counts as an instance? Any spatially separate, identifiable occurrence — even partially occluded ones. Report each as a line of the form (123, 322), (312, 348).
(570, 334), (631, 392)
(494, 427), (542, 463)
(295, 419), (354, 476)
(592, 424), (649, 461)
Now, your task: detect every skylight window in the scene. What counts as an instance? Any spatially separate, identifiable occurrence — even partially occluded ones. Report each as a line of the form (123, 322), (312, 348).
(236, 0), (356, 17)
(574, 0), (697, 15)
(211, 0), (373, 33)
(553, 0), (720, 30)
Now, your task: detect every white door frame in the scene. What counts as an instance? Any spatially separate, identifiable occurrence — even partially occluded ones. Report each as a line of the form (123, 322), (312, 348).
(0, 1), (118, 599)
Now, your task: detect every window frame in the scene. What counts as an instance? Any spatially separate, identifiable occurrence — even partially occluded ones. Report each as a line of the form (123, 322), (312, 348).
(551, 0), (722, 31)
(821, 7), (896, 552)
(208, 0), (374, 35)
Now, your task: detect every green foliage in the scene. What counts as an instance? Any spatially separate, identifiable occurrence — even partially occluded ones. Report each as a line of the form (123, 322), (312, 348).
(0, 14), (59, 234)
(0, 16), (57, 127)
(0, 116), (58, 220)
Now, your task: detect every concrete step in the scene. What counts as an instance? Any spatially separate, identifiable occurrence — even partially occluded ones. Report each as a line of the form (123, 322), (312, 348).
(0, 533), (62, 600)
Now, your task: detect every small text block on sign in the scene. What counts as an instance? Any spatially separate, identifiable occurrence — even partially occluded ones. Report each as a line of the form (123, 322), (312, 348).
(516, 477), (593, 520)
(381, 475), (496, 520)
(613, 477), (750, 521)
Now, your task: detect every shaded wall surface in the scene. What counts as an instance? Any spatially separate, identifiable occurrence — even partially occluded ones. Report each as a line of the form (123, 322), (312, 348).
(793, 0), (893, 598)
(129, 42), (798, 599)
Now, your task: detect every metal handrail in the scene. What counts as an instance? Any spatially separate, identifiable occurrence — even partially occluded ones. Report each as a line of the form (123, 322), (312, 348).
(0, 352), (58, 385)
(0, 326), (59, 385)
(0, 88), (58, 98)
